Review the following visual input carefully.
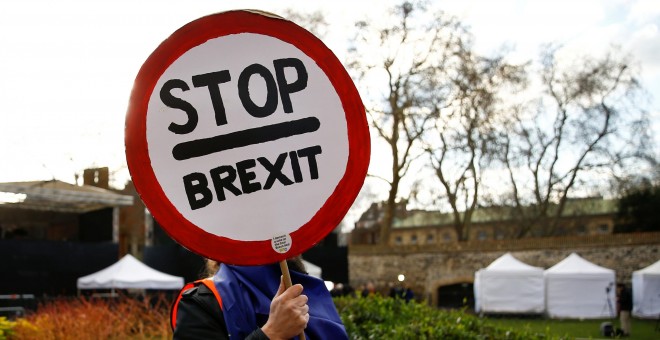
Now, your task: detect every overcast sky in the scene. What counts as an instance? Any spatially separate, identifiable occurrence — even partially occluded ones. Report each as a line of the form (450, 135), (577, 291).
(1, 0), (659, 190)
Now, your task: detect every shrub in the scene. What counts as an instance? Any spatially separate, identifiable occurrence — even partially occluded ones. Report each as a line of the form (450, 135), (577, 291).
(8, 293), (557, 339)
(9, 294), (172, 339)
(334, 295), (553, 339)
(0, 317), (17, 340)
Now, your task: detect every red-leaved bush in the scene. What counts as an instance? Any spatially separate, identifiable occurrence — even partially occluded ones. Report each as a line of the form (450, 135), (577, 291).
(10, 294), (172, 339)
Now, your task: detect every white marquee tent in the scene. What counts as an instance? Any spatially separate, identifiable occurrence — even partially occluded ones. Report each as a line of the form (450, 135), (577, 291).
(474, 253), (545, 314)
(77, 254), (184, 290)
(302, 259), (322, 279)
(544, 253), (616, 319)
(632, 259), (660, 318)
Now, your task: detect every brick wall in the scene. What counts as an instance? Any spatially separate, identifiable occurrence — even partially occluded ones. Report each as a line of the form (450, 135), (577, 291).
(349, 232), (660, 306)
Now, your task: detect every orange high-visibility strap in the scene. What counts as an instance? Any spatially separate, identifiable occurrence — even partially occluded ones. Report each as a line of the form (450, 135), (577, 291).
(170, 278), (223, 330)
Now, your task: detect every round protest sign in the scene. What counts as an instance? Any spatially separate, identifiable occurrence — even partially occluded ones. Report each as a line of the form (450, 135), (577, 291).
(125, 10), (370, 265)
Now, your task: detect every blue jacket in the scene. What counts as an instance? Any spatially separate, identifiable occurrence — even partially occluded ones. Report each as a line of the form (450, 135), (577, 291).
(214, 264), (348, 340)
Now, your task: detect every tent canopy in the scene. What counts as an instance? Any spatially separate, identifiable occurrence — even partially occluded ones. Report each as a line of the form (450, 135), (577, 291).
(544, 253), (616, 319)
(635, 259), (660, 274)
(77, 254), (184, 290)
(302, 259), (322, 279)
(632, 259), (660, 318)
(484, 253), (544, 273)
(475, 253), (544, 314)
(545, 253), (614, 276)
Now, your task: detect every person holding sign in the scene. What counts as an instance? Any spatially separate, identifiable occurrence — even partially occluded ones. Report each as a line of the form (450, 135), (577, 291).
(172, 257), (348, 339)
(125, 9), (370, 267)
(126, 10), (366, 340)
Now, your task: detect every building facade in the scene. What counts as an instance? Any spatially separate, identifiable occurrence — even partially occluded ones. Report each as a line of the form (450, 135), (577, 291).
(348, 198), (659, 309)
(351, 197), (618, 247)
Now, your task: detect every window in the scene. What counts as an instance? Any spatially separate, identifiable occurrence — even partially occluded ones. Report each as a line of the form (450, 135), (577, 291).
(368, 233), (376, 244)
(598, 224), (609, 233)
(410, 235), (418, 244)
(426, 234), (435, 244)
(395, 236), (402, 245)
(477, 230), (487, 240)
(442, 232), (452, 243)
(576, 225), (586, 235)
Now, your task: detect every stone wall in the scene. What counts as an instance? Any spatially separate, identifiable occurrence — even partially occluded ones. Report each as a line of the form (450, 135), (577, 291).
(349, 232), (660, 306)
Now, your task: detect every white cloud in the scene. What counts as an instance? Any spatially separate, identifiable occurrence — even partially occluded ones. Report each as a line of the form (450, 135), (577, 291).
(628, 0), (660, 24)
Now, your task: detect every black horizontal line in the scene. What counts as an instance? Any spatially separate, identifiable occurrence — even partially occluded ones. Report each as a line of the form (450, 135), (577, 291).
(172, 116), (321, 161)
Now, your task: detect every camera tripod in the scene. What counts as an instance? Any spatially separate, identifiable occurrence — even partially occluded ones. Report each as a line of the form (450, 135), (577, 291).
(602, 283), (615, 318)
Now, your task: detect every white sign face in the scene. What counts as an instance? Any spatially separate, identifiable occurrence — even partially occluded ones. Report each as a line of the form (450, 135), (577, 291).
(146, 33), (349, 241)
(127, 10), (369, 265)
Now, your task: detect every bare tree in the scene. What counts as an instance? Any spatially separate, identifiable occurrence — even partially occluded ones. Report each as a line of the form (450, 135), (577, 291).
(499, 46), (652, 237)
(348, 1), (468, 244)
(281, 9), (329, 39)
(425, 45), (526, 241)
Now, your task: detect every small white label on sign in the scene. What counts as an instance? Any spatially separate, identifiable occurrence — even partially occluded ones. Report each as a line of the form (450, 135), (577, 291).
(271, 234), (292, 254)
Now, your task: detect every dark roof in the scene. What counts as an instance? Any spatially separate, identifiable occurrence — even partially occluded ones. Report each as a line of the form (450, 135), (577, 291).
(0, 180), (133, 213)
(392, 198), (618, 229)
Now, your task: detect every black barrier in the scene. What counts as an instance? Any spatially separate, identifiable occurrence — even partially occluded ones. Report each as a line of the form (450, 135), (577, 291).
(143, 243), (206, 283)
(302, 238), (348, 284)
(0, 239), (118, 296)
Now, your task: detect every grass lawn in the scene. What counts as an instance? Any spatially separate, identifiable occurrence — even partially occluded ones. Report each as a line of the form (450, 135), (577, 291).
(486, 316), (659, 339)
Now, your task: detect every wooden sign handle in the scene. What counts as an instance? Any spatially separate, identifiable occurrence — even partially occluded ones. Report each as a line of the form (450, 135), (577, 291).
(279, 260), (307, 340)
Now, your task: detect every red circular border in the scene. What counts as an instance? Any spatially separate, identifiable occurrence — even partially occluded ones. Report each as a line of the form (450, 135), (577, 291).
(125, 10), (369, 265)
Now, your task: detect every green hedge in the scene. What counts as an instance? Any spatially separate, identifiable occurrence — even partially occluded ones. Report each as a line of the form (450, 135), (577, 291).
(334, 295), (553, 340)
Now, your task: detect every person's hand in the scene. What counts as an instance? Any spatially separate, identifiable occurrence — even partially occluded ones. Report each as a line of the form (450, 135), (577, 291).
(261, 276), (309, 340)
